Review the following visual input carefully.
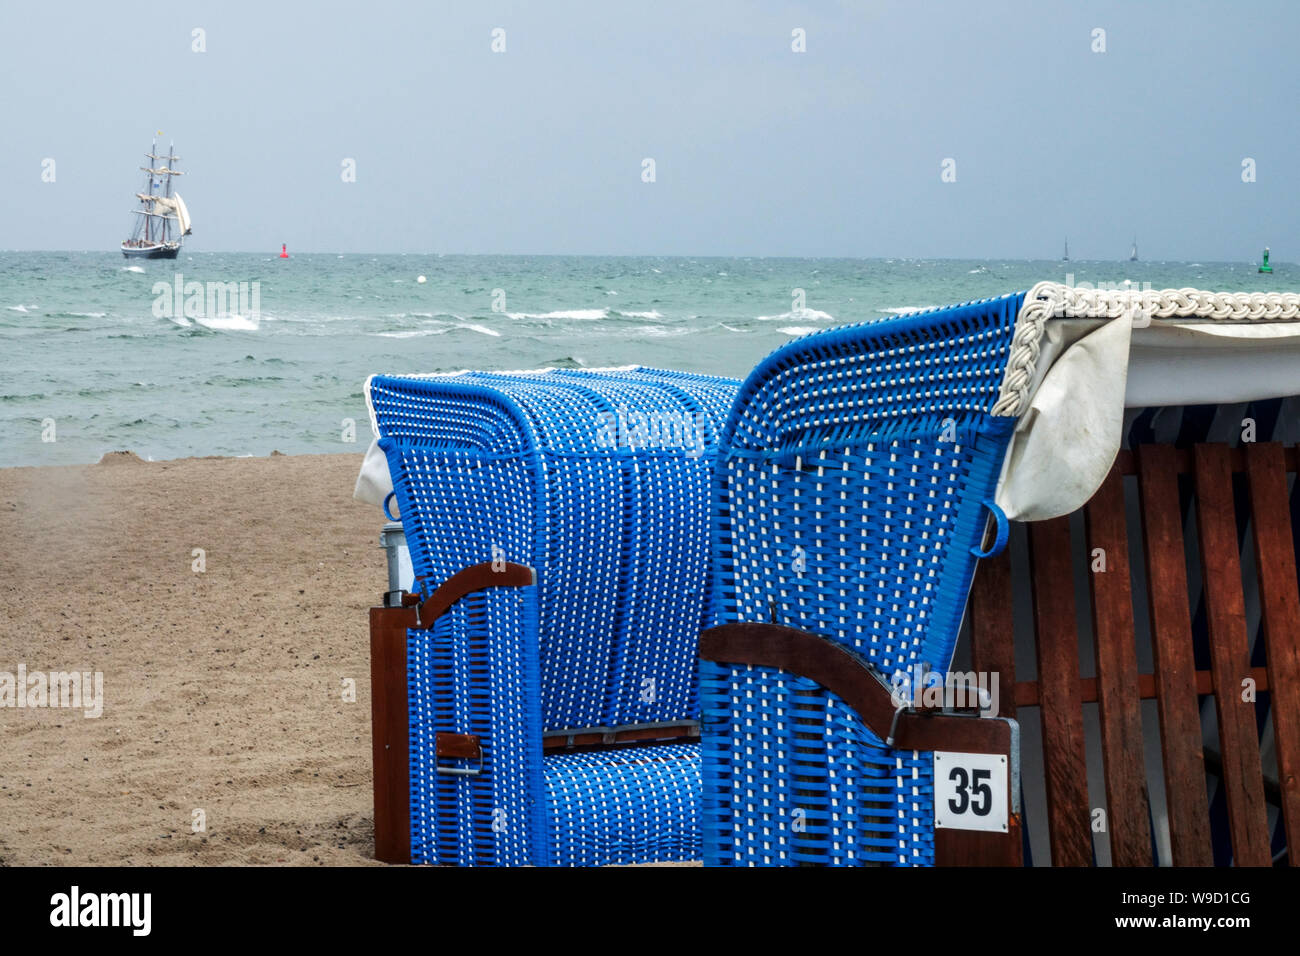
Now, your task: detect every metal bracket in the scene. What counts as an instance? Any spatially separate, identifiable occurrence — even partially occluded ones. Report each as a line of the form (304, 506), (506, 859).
(434, 732), (483, 776)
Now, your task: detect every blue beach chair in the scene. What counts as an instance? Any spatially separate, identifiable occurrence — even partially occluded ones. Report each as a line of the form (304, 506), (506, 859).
(698, 296), (1027, 866)
(366, 366), (740, 866)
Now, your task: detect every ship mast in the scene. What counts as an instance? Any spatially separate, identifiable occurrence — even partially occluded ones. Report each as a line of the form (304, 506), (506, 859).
(163, 144), (176, 244)
(145, 140), (155, 244)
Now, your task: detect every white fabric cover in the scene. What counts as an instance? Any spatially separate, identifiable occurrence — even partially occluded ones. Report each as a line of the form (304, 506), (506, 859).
(995, 317), (1300, 521)
(353, 439), (393, 511)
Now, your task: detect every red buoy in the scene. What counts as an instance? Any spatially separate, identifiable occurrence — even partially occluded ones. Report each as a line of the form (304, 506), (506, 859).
(279, 243), (289, 258)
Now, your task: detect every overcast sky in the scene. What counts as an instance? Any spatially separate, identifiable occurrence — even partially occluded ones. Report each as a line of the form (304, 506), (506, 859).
(1, 0), (1295, 258)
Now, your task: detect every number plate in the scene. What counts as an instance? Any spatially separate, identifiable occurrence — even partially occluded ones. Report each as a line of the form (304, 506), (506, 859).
(933, 751), (1009, 832)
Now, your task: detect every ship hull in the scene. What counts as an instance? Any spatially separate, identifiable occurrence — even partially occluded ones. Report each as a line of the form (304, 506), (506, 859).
(121, 243), (180, 260)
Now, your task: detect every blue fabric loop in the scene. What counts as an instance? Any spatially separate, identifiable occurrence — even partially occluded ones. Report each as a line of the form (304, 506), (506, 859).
(383, 490), (400, 522)
(970, 498), (1009, 558)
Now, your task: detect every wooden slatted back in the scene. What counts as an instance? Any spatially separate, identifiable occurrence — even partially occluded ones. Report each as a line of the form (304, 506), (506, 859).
(968, 442), (1300, 866)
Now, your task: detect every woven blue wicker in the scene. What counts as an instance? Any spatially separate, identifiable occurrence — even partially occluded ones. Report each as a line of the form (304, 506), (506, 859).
(368, 366), (739, 865)
(702, 294), (1025, 866)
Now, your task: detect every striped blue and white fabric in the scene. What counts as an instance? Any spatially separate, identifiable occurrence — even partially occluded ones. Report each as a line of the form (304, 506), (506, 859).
(368, 366), (739, 866)
(702, 295), (1026, 866)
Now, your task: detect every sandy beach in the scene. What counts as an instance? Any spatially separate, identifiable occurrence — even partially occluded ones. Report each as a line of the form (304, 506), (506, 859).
(0, 452), (386, 865)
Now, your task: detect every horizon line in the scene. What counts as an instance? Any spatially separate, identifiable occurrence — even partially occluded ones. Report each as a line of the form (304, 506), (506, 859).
(0, 249), (1286, 265)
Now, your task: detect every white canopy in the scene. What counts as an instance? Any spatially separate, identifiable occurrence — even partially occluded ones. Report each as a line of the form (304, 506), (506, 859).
(993, 283), (1300, 521)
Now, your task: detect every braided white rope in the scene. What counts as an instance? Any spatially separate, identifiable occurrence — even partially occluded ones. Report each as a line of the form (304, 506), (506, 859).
(992, 282), (1300, 418)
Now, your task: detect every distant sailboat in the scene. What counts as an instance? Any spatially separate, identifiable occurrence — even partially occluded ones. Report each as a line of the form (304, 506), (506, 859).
(121, 137), (192, 259)
(1129, 238), (1138, 262)
(1062, 238), (1069, 262)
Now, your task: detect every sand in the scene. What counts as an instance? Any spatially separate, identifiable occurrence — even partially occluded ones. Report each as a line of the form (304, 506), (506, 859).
(0, 452), (386, 865)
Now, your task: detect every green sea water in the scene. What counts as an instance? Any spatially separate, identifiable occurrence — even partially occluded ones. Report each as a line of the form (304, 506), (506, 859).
(2, 251), (1294, 467)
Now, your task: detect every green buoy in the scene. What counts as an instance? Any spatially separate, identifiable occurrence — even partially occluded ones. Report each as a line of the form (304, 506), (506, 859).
(1259, 247), (1273, 274)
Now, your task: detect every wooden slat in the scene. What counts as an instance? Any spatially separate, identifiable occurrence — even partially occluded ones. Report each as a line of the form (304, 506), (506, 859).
(935, 815), (1024, 867)
(1010, 666), (1270, 708)
(370, 604), (416, 864)
(1191, 444), (1272, 866)
(1084, 469), (1153, 866)
(968, 548), (1016, 720)
(1135, 444), (1213, 865)
(1029, 517), (1092, 866)
(1117, 445), (1300, 476)
(1244, 443), (1300, 864)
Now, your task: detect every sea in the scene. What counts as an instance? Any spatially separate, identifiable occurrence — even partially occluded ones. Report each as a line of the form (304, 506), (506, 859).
(1, 251), (1294, 468)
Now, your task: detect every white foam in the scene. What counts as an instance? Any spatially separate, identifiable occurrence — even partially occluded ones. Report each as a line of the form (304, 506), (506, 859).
(5, 305), (29, 312)
(505, 308), (607, 320)
(123, 266), (146, 273)
(875, 305), (938, 316)
(756, 308), (834, 321)
(780, 326), (819, 336)
(375, 323), (499, 339)
(617, 310), (662, 319)
(195, 313), (260, 331)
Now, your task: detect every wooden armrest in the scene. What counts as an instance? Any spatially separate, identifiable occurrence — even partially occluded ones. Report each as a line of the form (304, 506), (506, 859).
(699, 621), (1013, 755)
(700, 621), (1024, 866)
(400, 561), (536, 630)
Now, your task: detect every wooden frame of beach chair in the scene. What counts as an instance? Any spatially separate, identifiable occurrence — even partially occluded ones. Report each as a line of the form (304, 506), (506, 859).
(370, 564), (532, 864)
(697, 284), (1300, 867)
(968, 441), (1300, 866)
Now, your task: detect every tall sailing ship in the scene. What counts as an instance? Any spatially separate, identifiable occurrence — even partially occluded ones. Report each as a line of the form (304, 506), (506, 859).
(121, 138), (192, 259)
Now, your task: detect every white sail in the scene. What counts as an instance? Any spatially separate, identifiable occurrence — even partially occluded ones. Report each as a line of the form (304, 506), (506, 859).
(173, 193), (192, 235)
(139, 194), (179, 219)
